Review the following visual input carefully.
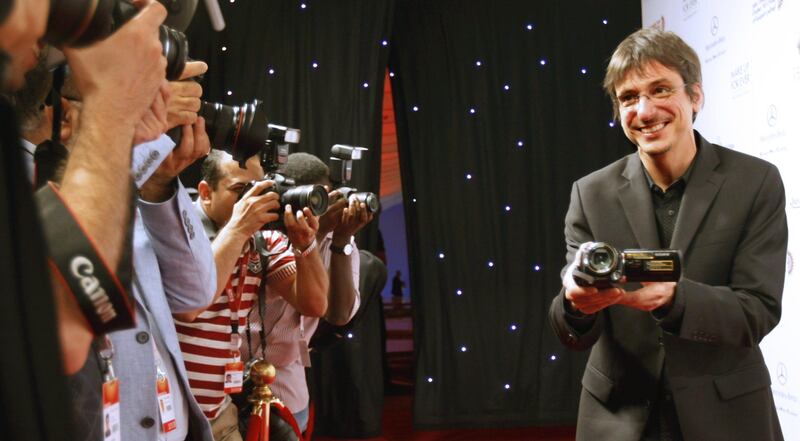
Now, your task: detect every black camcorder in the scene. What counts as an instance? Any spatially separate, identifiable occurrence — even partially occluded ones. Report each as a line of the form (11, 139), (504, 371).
(329, 144), (380, 214)
(572, 242), (681, 289)
(42, 0), (189, 80)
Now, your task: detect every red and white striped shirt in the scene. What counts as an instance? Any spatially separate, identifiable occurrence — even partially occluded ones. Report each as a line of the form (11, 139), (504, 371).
(175, 230), (295, 419)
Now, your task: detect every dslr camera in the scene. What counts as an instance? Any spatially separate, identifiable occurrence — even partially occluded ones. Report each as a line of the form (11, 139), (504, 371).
(43, 0), (189, 80)
(572, 242), (681, 289)
(329, 144), (380, 213)
(199, 99), (329, 231)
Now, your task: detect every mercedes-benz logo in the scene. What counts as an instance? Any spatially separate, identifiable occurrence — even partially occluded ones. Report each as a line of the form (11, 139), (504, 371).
(767, 104), (778, 127)
(710, 16), (719, 36)
(777, 362), (788, 386)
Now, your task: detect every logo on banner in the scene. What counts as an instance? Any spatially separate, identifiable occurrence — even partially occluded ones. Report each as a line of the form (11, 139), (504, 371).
(752, 0), (782, 23)
(704, 16), (727, 63)
(729, 62), (751, 98)
(777, 362), (788, 386)
(682, 0), (698, 20)
(767, 104), (778, 127)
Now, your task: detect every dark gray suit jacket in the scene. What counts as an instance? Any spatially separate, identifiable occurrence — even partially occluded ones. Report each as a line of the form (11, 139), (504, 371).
(550, 132), (786, 441)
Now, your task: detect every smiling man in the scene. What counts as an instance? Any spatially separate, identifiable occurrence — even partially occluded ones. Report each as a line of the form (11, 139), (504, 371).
(549, 28), (787, 441)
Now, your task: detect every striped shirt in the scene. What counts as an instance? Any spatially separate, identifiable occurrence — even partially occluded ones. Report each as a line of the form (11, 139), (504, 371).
(175, 231), (295, 419)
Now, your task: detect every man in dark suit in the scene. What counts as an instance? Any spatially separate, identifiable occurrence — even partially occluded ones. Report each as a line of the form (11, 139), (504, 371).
(549, 28), (787, 441)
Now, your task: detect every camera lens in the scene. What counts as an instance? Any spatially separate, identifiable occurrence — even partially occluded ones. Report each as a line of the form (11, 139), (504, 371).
(349, 192), (380, 214)
(281, 185), (329, 216)
(199, 100), (268, 164)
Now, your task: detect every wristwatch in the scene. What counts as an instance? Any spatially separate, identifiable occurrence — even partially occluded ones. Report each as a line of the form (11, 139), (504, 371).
(330, 243), (353, 256)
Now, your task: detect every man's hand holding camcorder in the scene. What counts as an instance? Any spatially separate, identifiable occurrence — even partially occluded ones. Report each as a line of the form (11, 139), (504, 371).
(617, 282), (676, 312)
(563, 249), (624, 316)
(226, 180), (280, 240)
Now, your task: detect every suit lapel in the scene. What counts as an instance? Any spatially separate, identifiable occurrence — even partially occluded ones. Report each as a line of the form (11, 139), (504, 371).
(670, 134), (724, 251)
(618, 155), (661, 249)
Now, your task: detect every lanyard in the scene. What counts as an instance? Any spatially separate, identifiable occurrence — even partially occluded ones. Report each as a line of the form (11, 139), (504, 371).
(225, 249), (251, 356)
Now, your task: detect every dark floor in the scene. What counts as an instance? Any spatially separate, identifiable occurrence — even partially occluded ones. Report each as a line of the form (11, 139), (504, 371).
(315, 302), (576, 441)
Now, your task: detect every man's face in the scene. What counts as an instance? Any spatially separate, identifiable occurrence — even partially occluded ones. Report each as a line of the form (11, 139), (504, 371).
(0, 0), (49, 91)
(202, 155), (264, 227)
(615, 61), (702, 157)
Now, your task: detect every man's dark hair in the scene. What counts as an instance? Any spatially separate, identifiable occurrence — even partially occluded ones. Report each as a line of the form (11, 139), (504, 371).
(6, 57), (52, 132)
(201, 150), (228, 189)
(282, 152), (329, 185)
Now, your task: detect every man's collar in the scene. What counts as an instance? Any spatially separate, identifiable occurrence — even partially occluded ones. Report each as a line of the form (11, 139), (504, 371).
(20, 138), (36, 156)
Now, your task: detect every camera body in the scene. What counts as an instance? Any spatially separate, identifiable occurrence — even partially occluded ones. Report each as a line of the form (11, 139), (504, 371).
(329, 144), (380, 214)
(572, 242), (681, 289)
(240, 174), (329, 232)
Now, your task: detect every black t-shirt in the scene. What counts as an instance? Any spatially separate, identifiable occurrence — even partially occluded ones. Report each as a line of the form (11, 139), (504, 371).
(0, 97), (74, 440)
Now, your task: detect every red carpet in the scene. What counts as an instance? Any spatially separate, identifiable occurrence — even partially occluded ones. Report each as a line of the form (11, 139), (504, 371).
(314, 394), (575, 441)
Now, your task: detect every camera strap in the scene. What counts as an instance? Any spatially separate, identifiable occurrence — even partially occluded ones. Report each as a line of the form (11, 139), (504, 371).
(35, 183), (135, 335)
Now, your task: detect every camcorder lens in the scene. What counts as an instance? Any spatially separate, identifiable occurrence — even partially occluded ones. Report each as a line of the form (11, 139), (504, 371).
(586, 245), (617, 275)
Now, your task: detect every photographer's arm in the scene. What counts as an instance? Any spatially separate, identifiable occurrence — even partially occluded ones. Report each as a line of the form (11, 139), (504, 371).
(173, 180), (280, 321)
(140, 122), (217, 312)
(47, 0), (167, 372)
(272, 206), (329, 317)
(324, 200), (371, 326)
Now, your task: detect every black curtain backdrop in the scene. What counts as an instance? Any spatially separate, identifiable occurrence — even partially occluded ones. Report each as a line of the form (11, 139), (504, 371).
(184, 0), (395, 250)
(184, 0), (641, 431)
(389, 0), (640, 429)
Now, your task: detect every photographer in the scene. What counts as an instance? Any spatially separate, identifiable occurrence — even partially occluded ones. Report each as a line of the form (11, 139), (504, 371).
(1, 0), (169, 439)
(5, 52), (78, 186)
(549, 28), (786, 441)
(60, 60), (220, 440)
(251, 151), (373, 434)
(176, 151), (328, 441)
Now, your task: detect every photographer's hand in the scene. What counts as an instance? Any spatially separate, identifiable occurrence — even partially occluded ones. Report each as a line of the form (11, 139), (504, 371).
(226, 180), (280, 240)
(317, 190), (346, 239)
(332, 199), (373, 246)
(166, 61), (207, 129)
(140, 117), (210, 202)
(133, 81), (170, 146)
(284, 205), (319, 250)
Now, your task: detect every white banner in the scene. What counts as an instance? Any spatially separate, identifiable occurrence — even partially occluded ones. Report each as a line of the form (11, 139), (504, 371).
(641, 0), (800, 435)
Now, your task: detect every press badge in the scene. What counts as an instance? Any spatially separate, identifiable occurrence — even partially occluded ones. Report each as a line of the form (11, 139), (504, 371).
(224, 361), (245, 394)
(102, 379), (121, 441)
(156, 367), (177, 432)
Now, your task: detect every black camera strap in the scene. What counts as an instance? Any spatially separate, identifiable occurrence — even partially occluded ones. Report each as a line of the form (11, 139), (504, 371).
(35, 183), (135, 335)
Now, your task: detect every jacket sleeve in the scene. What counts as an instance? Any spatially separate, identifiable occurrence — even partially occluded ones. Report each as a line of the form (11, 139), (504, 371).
(138, 179), (217, 313)
(671, 164), (786, 347)
(549, 181), (606, 351)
